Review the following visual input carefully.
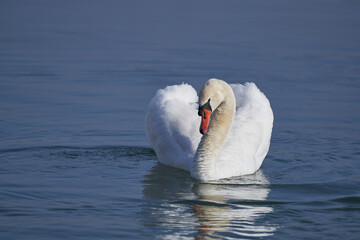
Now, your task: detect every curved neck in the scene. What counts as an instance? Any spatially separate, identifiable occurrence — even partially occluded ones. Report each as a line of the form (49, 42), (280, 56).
(192, 88), (236, 181)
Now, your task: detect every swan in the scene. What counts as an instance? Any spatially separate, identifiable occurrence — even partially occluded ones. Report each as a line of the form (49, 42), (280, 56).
(146, 78), (273, 181)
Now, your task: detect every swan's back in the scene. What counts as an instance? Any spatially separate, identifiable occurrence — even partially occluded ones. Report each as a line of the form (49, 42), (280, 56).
(146, 84), (201, 171)
(217, 83), (273, 176)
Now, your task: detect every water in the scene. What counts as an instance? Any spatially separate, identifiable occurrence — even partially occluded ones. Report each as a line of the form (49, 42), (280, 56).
(1, 0), (359, 239)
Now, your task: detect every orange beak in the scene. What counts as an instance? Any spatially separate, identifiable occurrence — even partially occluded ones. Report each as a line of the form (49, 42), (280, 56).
(200, 109), (212, 134)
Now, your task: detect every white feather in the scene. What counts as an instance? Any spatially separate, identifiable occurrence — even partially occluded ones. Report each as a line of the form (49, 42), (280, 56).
(146, 80), (273, 180)
(216, 83), (274, 178)
(146, 83), (202, 171)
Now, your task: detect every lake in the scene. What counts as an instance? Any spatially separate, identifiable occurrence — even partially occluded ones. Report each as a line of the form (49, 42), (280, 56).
(1, 0), (359, 239)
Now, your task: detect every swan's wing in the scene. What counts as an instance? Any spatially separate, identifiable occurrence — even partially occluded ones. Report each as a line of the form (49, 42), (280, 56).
(217, 83), (274, 175)
(146, 84), (202, 171)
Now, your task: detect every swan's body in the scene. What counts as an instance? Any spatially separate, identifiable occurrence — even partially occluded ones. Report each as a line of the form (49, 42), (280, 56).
(146, 79), (273, 181)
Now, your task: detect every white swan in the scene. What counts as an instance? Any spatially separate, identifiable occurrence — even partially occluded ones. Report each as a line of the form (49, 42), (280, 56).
(146, 78), (273, 181)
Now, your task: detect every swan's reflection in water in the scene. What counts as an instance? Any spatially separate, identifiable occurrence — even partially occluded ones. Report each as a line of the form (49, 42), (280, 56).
(142, 163), (277, 239)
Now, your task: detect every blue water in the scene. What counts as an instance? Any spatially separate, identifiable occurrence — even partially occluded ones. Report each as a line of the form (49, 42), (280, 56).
(1, 0), (360, 239)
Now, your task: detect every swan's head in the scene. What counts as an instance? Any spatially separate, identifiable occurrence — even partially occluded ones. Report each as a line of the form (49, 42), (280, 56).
(198, 78), (228, 134)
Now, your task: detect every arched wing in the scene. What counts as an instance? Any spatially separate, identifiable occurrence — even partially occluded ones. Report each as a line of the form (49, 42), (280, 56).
(217, 83), (274, 175)
(146, 84), (202, 171)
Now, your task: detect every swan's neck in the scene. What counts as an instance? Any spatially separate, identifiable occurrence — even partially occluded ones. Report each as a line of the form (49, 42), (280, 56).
(192, 94), (235, 181)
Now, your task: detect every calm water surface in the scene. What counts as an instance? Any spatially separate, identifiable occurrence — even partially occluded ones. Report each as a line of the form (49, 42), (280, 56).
(1, 1), (360, 239)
